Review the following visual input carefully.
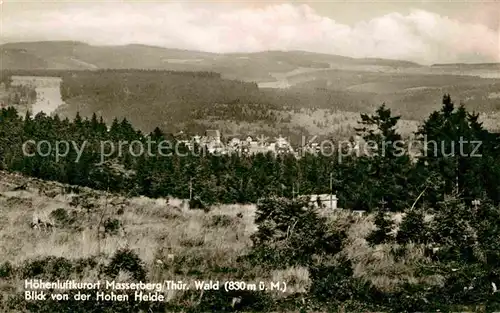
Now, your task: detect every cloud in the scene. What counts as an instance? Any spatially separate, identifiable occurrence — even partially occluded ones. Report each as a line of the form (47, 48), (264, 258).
(2, 2), (499, 64)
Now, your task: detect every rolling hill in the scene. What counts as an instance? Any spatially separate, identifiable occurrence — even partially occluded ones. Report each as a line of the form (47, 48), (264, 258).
(2, 41), (499, 139)
(1, 41), (423, 82)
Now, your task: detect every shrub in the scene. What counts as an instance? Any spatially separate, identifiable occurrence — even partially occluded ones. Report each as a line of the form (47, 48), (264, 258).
(0, 261), (13, 278)
(189, 196), (209, 212)
(366, 210), (394, 246)
(49, 208), (74, 226)
(207, 214), (233, 227)
(103, 218), (121, 235)
(64, 186), (80, 194)
(249, 197), (347, 267)
(309, 256), (371, 304)
(20, 256), (74, 279)
(105, 248), (146, 281)
(397, 208), (431, 244)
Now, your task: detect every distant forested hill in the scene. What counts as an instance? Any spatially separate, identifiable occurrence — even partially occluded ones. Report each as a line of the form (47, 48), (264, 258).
(2, 64), (500, 141)
(1, 69), (378, 141)
(1, 41), (422, 82)
(51, 69), (379, 139)
(3, 42), (499, 124)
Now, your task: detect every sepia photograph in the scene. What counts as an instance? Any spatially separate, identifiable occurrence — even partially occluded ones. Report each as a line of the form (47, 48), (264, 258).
(0, 0), (499, 312)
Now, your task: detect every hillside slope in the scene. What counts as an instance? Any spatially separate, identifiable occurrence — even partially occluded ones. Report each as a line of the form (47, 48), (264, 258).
(1, 41), (422, 82)
(0, 169), (439, 312)
(0, 170), (257, 265)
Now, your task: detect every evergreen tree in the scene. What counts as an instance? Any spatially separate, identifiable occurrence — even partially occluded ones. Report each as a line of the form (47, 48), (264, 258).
(417, 94), (499, 205)
(396, 208), (430, 245)
(109, 118), (120, 139)
(367, 209), (394, 246)
(74, 112), (82, 128)
(354, 105), (414, 211)
(90, 113), (99, 132)
(250, 197), (346, 267)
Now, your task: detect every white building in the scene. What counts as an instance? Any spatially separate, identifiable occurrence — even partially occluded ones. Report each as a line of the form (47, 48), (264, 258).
(229, 138), (241, 147)
(206, 130), (221, 144)
(301, 194), (338, 210)
(275, 135), (288, 148)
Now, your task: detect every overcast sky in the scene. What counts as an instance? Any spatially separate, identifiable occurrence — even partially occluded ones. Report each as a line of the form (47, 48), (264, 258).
(1, 0), (499, 64)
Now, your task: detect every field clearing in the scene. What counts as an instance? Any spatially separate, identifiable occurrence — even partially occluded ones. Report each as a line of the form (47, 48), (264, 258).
(8, 75), (65, 116)
(32, 86), (65, 116)
(479, 112), (500, 132)
(288, 109), (420, 138)
(0, 174), (253, 266)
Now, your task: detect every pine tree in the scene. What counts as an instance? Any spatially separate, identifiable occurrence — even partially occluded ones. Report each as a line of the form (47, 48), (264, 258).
(90, 113), (98, 132)
(354, 105), (414, 211)
(430, 196), (477, 262)
(109, 118), (120, 139)
(367, 209), (394, 246)
(251, 197), (346, 267)
(151, 127), (164, 141)
(417, 94), (499, 205)
(396, 208), (429, 244)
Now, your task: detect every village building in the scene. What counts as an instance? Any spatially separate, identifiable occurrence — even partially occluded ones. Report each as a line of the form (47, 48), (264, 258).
(184, 130), (300, 156)
(300, 194), (338, 210)
(192, 135), (201, 144)
(229, 137), (241, 147)
(196, 130), (224, 154)
(274, 135), (294, 154)
(205, 130), (221, 144)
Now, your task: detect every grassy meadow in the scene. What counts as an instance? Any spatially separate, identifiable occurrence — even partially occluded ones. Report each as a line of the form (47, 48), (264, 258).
(0, 170), (444, 312)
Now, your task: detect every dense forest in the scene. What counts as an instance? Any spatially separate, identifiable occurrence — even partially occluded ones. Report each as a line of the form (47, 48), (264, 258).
(0, 94), (498, 211)
(0, 69), (378, 137)
(3, 69), (500, 141)
(1, 94), (500, 312)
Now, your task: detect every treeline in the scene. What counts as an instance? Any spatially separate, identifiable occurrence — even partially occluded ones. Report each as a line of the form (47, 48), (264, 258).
(0, 94), (499, 211)
(0, 69), (222, 80)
